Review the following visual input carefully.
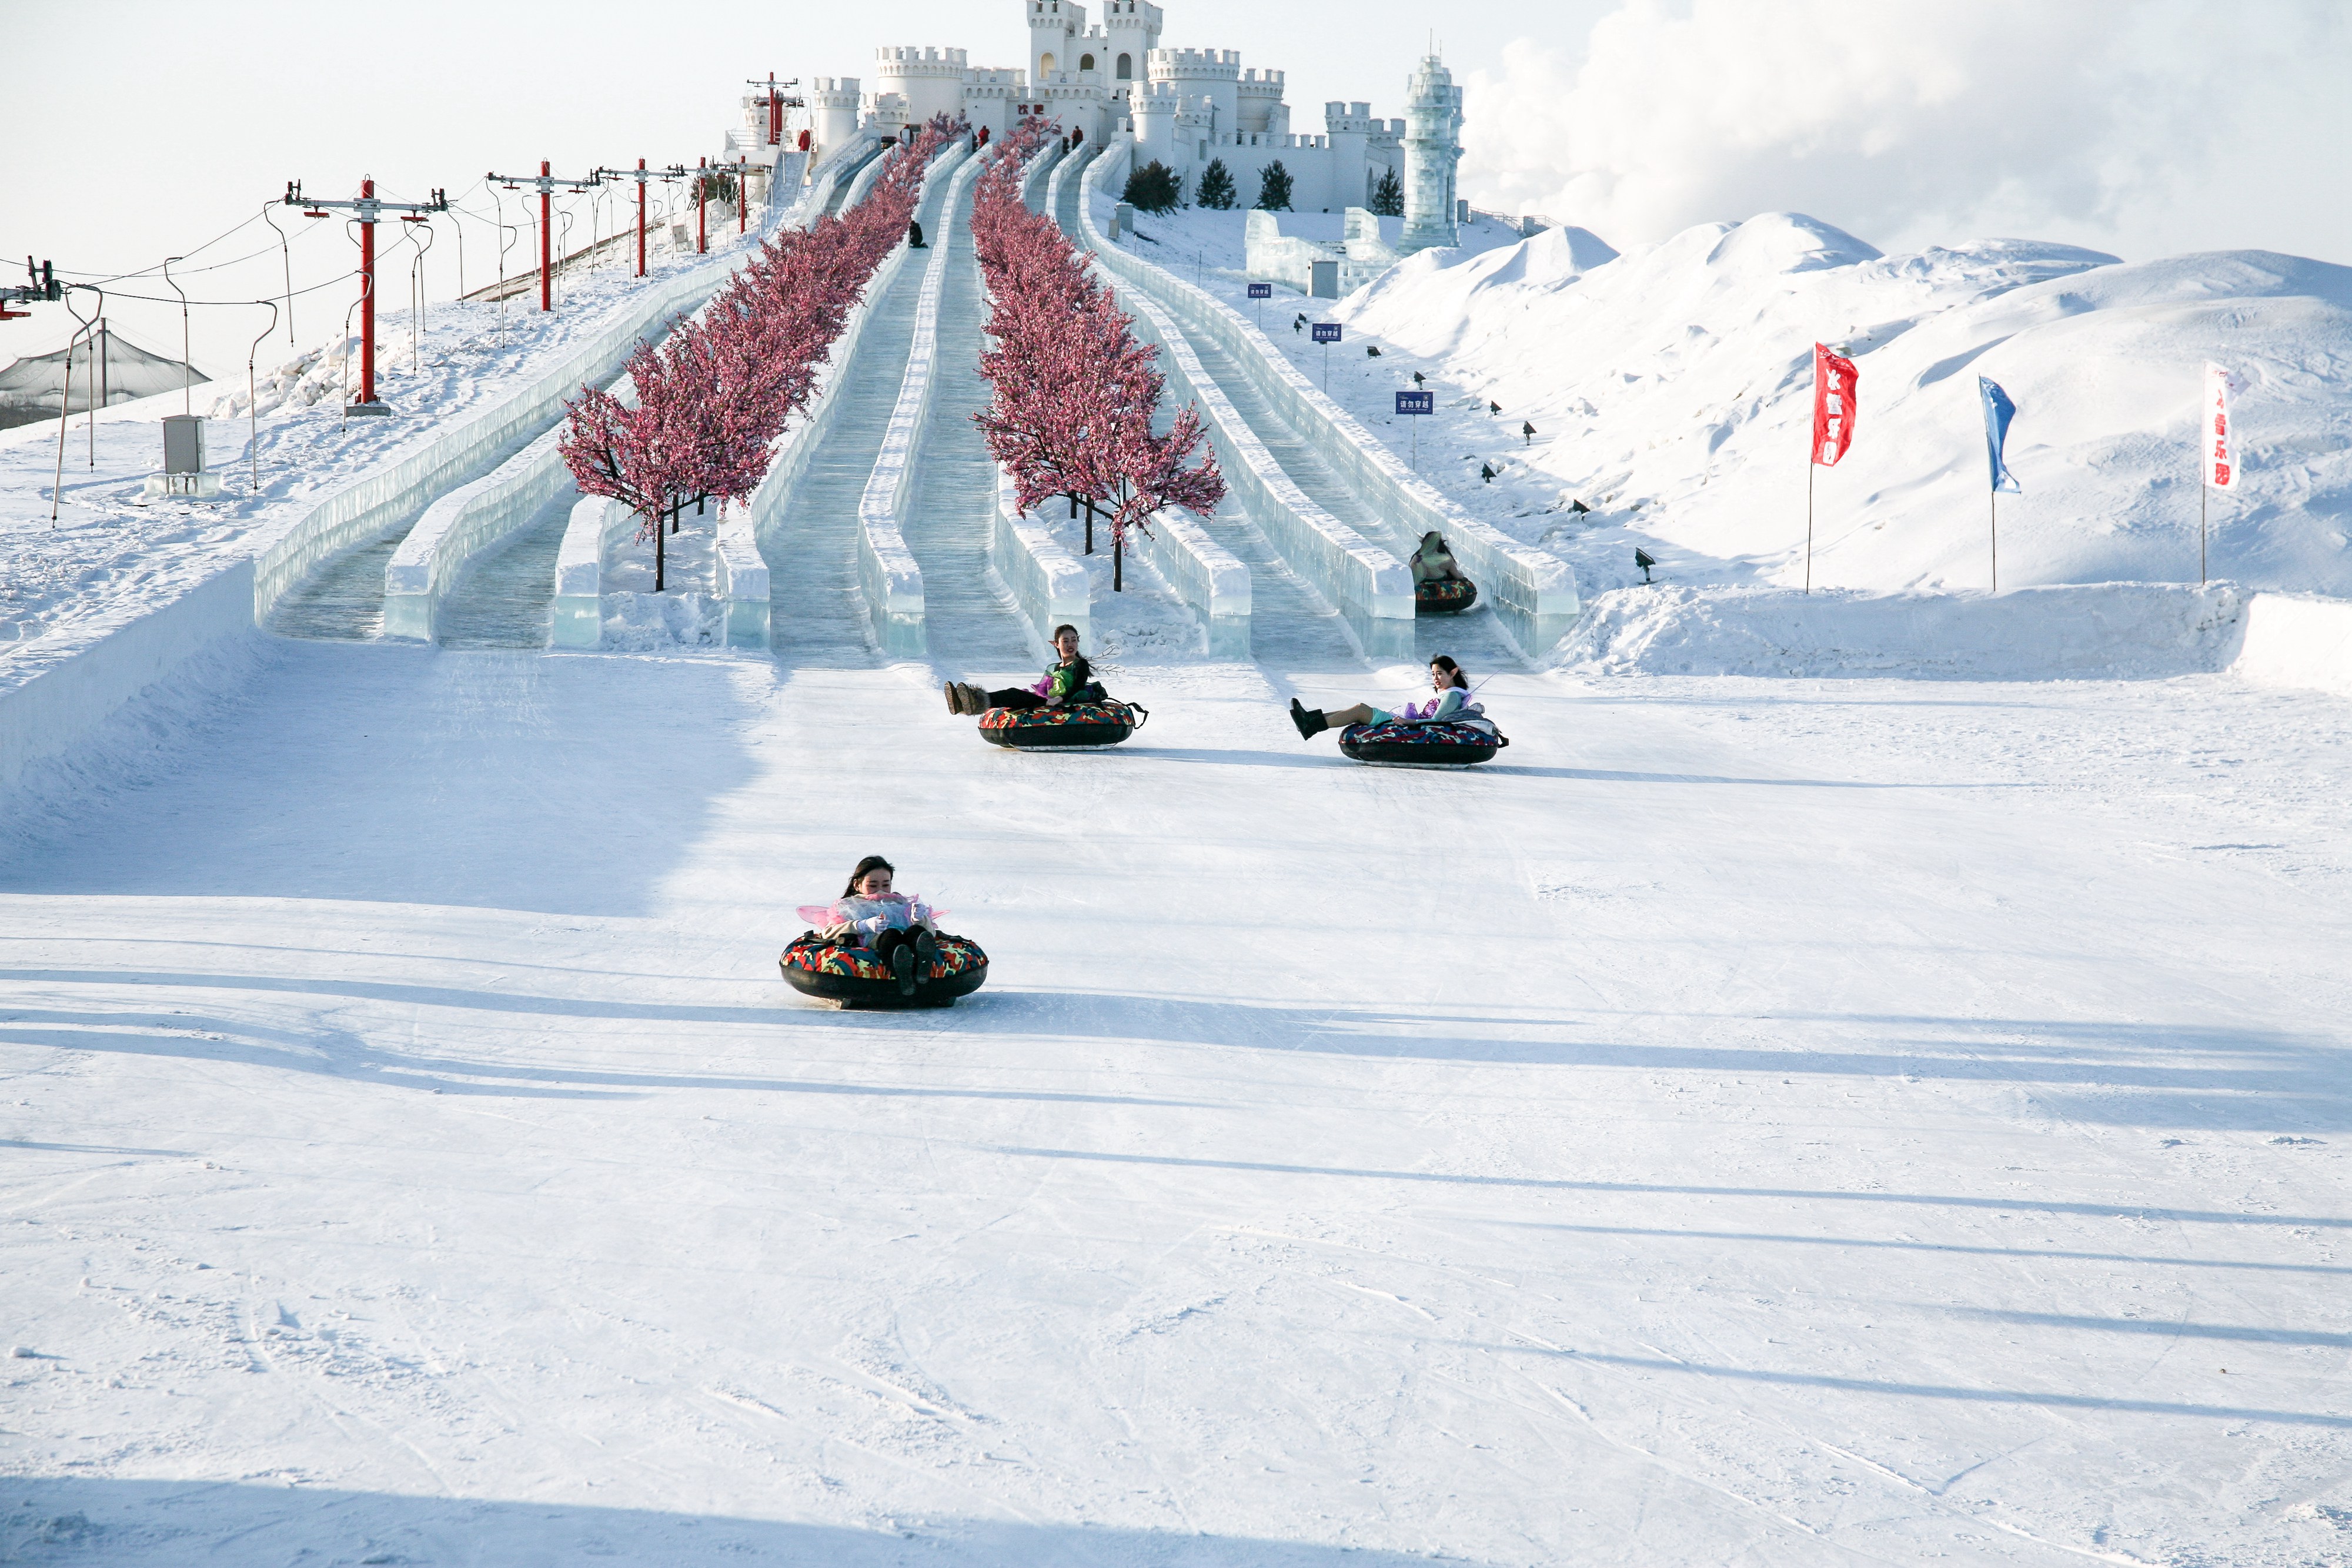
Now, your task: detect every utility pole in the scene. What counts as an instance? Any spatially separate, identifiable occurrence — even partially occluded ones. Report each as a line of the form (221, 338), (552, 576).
(486, 161), (603, 312)
(286, 178), (447, 414)
(744, 74), (804, 148)
(594, 160), (659, 277)
(707, 156), (760, 234)
(0, 256), (60, 320)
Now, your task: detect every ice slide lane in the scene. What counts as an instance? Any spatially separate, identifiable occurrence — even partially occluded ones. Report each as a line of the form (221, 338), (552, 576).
(902, 161), (1041, 681)
(432, 483), (580, 650)
(1043, 155), (1359, 673)
(759, 164), (961, 667)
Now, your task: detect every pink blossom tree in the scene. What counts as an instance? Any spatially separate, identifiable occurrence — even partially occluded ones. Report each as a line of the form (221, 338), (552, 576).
(968, 132), (1222, 589)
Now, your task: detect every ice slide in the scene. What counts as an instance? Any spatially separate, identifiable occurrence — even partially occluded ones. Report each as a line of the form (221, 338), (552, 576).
(259, 136), (893, 649)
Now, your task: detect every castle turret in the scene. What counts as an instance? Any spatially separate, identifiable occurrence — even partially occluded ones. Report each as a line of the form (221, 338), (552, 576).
(1148, 47), (1240, 139)
(1398, 55), (1464, 255)
(874, 46), (970, 127)
(1236, 66), (1285, 134)
(810, 76), (861, 162)
(1324, 99), (1383, 208)
(1030, 0), (1087, 81)
(1099, 0), (1162, 89)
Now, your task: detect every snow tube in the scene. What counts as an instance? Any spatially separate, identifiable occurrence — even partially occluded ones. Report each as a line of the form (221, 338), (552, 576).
(1338, 719), (1507, 766)
(779, 931), (990, 1009)
(978, 699), (1147, 749)
(1416, 578), (1478, 614)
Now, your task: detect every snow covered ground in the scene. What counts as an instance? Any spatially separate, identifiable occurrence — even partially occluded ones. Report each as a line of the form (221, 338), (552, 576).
(6, 599), (2352, 1564)
(1107, 203), (2352, 613)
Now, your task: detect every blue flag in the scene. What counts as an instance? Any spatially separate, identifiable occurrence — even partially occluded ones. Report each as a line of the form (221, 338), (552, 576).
(1979, 376), (2022, 494)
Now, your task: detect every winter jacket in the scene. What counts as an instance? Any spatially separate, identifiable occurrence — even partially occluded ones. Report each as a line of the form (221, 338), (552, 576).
(1396, 687), (1480, 725)
(1411, 532), (1464, 584)
(1034, 656), (1105, 705)
(797, 892), (937, 940)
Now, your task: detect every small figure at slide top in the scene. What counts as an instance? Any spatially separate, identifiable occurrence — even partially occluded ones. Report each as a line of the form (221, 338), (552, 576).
(908, 219), (927, 249)
(1409, 531), (1465, 586)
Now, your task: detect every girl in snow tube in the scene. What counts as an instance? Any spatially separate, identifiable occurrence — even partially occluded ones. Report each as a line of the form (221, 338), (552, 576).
(944, 623), (1147, 749)
(1287, 654), (1507, 765)
(1411, 531), (1478, 615)
(780, 854), (989, 1008)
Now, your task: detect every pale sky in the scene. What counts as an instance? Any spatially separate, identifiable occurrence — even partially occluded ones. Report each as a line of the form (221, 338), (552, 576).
(3, 0), (2343, 380)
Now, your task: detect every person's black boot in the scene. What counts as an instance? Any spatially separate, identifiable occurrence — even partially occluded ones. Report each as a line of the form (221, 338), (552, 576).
(911, 928), (937, 983)
(891, 939), (918, 997)
(1289, 698), (1328, 740)
(943, 680), (963, 716)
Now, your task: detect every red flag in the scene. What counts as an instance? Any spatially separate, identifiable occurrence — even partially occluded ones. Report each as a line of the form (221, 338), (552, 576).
(1812, 343), (1859, 467)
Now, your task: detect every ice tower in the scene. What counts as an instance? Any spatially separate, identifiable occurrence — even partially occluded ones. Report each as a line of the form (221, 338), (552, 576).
(1398, 54), (1464, 255)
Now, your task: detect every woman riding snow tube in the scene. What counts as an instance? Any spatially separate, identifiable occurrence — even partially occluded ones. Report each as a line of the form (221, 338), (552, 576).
(1288, 654), (1508, 766)
(945, 623), (1147, 750)
(781, 855), (988, 1008)
(1412, 531), (1478, 614)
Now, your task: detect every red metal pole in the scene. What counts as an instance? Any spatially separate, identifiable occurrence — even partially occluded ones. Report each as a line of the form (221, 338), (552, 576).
(739, 163), (747, 233)
(539, 159), (553, 312)
(359, 177), (377, 406)
(636, 158), (647, 278)
(697, 156), (707, 255)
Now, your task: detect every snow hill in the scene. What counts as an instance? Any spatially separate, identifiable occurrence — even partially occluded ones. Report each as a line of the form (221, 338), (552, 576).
(1339, 215), (2352, 598)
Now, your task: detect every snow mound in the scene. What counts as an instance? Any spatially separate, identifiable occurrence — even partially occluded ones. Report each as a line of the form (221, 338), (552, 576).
(1338, 212), (2352, 597)
(600, 591), (723, 650)
(1562, 581), (2246, 678)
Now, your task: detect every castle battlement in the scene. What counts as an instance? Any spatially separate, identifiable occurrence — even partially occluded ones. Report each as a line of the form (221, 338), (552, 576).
(876, 45), (970, 73)
(1149, 47), (1241, 78)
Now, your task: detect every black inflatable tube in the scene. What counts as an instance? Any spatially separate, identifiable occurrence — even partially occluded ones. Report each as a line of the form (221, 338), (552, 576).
(779, 957), (990, 1009)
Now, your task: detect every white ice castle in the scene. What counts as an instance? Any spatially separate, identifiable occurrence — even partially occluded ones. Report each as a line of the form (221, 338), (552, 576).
(727, 1), (1464, 250)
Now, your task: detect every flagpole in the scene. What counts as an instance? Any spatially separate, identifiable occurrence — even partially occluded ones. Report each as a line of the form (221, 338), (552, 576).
(1990, 489), (1997, 594)
(1805, 457), (1815, 595)
(2200, 480), (2208, 585)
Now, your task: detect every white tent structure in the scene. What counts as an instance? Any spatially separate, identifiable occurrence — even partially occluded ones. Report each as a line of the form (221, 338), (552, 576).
(0, 324), (206, 429)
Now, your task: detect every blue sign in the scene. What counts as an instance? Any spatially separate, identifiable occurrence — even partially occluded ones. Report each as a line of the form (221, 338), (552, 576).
(1311, 322), (1342, 344)
(1247, 282), (1272, 299)
(1395, 390), (1434, 416)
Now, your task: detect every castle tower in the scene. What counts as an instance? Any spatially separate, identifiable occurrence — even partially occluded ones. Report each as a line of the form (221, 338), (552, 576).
(1324, 100), (1381, 209)
(1148, 48), (1240, 139)
(873, 46), (970, 128)
(809, 76), (862, 162)
(1398, 54), (1464, 255)
(1099, 0), (1162, 91)
(1236, 67), (1286, 135)
(1028, 0), (1087, 81)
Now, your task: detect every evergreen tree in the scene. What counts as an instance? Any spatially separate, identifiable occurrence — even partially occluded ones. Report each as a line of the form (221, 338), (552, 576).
(1254, 159), (1294, 212)
(1369, 166), (1404, 217)
(1195, 158), (1237, 210)
(1122, 159), (1182, 215)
